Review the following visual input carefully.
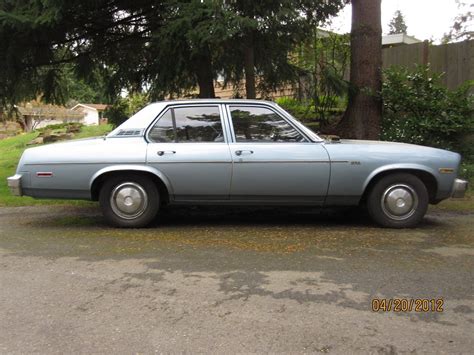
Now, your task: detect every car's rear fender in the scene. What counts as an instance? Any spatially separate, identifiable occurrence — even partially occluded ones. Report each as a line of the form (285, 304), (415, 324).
(89, 165), (174, 201)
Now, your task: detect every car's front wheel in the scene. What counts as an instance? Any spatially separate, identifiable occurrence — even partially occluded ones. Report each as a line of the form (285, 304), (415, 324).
(99, 174), (159, 228)
(367, 173), (429, 228)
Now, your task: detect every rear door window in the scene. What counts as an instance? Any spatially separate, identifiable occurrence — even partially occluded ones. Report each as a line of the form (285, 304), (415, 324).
(149, 106), (224, 143)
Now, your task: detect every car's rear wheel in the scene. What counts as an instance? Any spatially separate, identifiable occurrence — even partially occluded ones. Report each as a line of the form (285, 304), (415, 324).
(367, 173), (429, 228)
(99, 174), (159, 228)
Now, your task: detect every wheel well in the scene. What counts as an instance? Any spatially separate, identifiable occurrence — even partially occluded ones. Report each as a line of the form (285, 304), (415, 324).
(361, 169), (438, 204)
(90, 170), (170, 204)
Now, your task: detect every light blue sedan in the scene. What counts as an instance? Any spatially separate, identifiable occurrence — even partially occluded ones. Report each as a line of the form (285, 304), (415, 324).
(7, 99), (468, 228)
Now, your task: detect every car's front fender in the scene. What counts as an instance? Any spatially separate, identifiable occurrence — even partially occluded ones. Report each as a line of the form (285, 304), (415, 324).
(362, 163), (439, 192)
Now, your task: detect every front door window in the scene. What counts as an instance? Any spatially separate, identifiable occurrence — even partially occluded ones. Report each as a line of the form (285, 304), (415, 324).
(229, 106), (307, 143)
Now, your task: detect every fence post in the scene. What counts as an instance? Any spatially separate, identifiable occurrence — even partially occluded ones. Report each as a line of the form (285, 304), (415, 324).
(422, 40), (430, 66)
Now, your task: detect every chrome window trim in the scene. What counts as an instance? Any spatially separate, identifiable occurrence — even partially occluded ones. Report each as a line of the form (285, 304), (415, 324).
(145, 103), (227, 144)
(144, 100), (324, 144)
(224, 103), (316, 144)
(219, 104), (234, 144)
(223, 104), (236, 143)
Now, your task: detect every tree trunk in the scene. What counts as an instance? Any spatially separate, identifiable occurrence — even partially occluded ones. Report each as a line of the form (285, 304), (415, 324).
(24, 116), (33, 132)
(338, 0), (382, 140)
(16, 116), (27, 131)
(244, 33), (256, 99)
(194, 50), (216, 98)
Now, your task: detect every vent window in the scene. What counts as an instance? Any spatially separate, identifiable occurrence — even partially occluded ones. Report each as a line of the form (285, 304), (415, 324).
(116, 129), (143, 136)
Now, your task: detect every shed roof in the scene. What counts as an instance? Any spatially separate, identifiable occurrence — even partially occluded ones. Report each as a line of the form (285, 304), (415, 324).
(382, 33), (422, 47)
(17, 103), (84, 120)
(71, 103), (109, 111)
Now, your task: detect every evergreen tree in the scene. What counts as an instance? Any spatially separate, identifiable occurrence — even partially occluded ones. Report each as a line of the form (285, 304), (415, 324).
(388, 10), (408, 35)
(0, 0), (347, 109)
(221, 0), (347, 98)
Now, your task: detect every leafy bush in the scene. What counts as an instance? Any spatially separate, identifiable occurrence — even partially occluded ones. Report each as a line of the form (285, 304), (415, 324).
(460, 162), (474, 184)
(276, 97), (316, 121)
(276, 97), (345, 124)
(293, 31), (350, 125)
(381, 65), (473, 159)
(105, 93), (149, 127)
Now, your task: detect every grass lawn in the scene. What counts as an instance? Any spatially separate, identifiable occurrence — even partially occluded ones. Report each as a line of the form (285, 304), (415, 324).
(0, 124), (112, 207)
(0, 124), (472, 212)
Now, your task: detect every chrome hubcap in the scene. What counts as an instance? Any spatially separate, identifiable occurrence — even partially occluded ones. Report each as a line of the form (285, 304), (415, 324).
(110, 182), (148, 220)
(381, 184), (418, 220)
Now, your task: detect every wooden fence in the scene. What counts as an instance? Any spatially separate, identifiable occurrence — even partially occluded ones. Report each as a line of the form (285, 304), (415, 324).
(213, 80), (296, 100)
(382, 39), (474, 90)
(209, 39), (474, 100)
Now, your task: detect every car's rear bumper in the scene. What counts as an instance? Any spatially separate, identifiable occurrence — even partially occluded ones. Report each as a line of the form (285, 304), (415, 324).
(452, 178), (468, 198)
(7, 174), (22, 196)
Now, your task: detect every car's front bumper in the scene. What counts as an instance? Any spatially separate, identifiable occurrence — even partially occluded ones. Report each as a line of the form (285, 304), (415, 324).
(7, 174), (22, 196)
(452, 178), (468, 198)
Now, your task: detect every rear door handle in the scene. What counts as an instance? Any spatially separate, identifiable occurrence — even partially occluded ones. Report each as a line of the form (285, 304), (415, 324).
(235, 150), (254, 156)
(157, 150), (176, 156)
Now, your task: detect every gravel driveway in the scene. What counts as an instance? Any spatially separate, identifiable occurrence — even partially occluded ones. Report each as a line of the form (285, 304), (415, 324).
(0, 205), (473, 353)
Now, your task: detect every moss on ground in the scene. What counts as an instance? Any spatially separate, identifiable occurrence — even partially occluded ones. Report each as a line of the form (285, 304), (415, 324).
(430, 191), (473, 212)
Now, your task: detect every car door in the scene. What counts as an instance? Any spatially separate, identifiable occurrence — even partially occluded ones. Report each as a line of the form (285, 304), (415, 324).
(146, 104), (232, 201)
(226, 104), (330, 204)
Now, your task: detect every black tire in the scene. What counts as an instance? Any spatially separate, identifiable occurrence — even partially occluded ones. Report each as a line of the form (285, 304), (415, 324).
(99, 174), (159, 228)
(367, 173), (429, 228)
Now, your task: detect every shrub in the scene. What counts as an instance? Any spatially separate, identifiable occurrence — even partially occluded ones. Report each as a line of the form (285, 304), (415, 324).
(381, 65), (473, 159)
(275, 97), (316, 121)
(275, 97), (345, 124)
(460, 162), (474, 184)
(105, 93), (149, 127)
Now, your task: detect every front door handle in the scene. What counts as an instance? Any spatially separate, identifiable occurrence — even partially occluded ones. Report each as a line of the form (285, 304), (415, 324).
(235, 150), (254, 156)
(157, 150), (176, 156)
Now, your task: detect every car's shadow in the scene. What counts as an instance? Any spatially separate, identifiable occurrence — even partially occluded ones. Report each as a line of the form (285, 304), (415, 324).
(150, 205), (365, 226)
(26, 204), (446, 230)
(147, 205), (444, 229)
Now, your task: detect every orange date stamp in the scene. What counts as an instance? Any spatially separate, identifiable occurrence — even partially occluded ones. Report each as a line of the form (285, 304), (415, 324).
(371, 298), (444, 312)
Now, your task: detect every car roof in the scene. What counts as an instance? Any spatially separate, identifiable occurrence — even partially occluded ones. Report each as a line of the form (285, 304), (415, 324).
(152, 98), (277, 106)
(108, 99), (278, 136)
